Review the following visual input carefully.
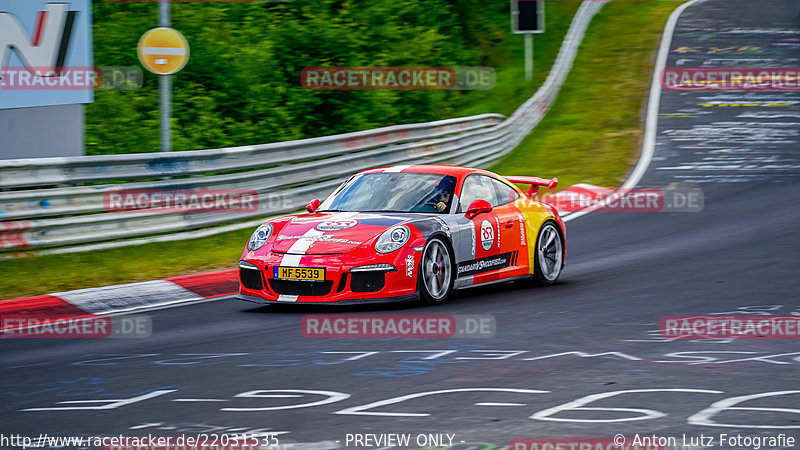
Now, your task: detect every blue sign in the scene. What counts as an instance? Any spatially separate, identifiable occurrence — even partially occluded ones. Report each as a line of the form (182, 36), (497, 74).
(0, 0), (93, 109)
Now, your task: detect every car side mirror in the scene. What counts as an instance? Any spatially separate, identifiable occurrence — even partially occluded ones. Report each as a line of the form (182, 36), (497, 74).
(465, 199), (492, 219)
(306, 199), (320, 213)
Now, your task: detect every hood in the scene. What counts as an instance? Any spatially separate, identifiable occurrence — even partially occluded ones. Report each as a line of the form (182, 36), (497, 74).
(270, 212), (423, 254)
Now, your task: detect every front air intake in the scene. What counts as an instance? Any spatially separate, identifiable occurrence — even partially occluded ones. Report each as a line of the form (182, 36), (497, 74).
(240, 267), (264, 290)
(269, 280), (334, 296)
(350, 272), (385, 293)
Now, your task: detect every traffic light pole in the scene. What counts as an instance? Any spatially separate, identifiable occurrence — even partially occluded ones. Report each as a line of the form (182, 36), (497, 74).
(159, 0), (171, 152)
(524, 34), (533, 81)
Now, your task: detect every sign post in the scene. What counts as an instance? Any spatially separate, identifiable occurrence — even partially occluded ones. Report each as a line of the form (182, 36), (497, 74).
(511, 0), (544, 81)
(137, 1), (189, 152)
(524, 35), (533, 82)
(160, 0), (170, 153)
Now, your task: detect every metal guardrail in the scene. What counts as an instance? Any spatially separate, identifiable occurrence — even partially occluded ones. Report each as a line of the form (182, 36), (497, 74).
(0, 1), (605, 253)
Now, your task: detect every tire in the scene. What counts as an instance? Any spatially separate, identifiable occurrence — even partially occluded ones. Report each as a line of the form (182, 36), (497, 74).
(532, 221), (563, 285)
(419, 237), (454, 305)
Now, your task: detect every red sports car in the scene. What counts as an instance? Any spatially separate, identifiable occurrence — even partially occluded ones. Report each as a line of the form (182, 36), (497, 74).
(237, 165), (565, 305)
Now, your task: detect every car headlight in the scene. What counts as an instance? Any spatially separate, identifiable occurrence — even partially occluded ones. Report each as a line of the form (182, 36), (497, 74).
(375, 225), (410, 253)
(247, 223), (273, 251)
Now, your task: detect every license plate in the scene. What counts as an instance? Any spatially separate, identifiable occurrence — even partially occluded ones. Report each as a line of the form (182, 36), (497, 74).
(273, 266), (326, 281)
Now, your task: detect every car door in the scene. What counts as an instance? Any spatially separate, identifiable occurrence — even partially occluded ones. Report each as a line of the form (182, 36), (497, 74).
(489, 176), (528, 278)
(454, 174), (508, 285)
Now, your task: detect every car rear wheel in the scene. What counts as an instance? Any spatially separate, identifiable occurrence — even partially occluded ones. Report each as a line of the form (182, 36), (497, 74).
(420, 237), (453, 305)
(533, 221), (563, 285)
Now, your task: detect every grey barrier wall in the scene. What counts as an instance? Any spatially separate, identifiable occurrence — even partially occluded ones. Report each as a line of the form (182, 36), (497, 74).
(0, 104), (85, 159)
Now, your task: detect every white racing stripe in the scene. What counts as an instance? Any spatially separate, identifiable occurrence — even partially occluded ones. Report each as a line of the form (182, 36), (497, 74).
(275, 212), (358, 302)
(281, 229), (324, 267)
(383, 165), (412, 172)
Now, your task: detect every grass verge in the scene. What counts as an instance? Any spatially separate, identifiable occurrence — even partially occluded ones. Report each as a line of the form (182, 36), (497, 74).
(490, 0), (682, 188)
(1, 1), (680, 300)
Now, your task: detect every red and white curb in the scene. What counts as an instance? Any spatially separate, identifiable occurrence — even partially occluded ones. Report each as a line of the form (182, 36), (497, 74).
(544, 183), (612, 215)
(0, 269), (238, 324)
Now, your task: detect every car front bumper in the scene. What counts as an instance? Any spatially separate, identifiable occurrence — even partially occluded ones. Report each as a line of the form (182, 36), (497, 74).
(237, 248), (421, 304)
(236, 292), (419, 306)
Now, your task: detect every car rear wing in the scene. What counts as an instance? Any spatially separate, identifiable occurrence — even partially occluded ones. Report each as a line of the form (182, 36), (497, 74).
(504, 176), (558, 200)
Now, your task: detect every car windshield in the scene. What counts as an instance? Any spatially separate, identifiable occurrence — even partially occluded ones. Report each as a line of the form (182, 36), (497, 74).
(319, 172), (457, 214)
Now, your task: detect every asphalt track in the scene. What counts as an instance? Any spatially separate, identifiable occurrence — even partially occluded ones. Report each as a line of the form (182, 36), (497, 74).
(2, 0), (800, 448)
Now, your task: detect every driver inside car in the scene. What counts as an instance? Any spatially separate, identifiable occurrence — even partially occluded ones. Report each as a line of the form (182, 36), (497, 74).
(428, 176), (456, 213)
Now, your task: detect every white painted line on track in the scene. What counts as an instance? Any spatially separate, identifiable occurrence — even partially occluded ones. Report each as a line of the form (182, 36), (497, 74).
(563, 0), (708, 223)
(102, 295), (231, 317)
(474, 402), (527, 407)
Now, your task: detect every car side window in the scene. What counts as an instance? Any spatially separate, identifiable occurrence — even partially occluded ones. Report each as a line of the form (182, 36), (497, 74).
(492, 178), (520, 206)
(459, 174), (499, 211)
